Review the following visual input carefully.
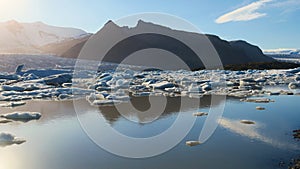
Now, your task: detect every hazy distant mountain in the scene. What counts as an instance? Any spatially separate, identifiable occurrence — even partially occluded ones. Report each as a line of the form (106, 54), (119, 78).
(62, 20), (275, 70)
(264, 49), (300, 58)
(0, 20), (90, 54)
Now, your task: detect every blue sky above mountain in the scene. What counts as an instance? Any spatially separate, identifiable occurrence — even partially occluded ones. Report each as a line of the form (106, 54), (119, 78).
(0, 0), (299, 49)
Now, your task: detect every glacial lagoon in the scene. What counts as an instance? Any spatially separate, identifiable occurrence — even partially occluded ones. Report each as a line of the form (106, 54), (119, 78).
(0, 55), (299, 169)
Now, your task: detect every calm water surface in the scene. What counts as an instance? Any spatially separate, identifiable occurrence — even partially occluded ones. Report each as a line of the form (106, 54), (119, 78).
(0, 95), (299, 169)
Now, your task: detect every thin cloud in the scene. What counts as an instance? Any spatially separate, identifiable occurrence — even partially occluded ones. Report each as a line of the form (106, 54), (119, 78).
(215, 0), (272, 24)
(271, 0), (300, 15)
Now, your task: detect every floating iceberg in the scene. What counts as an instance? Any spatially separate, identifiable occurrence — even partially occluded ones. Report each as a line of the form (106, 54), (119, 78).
(240, 98), (274, 103)
(91, 100), (122, 106)
(193, 112), (208, 117)
(0, 132), (26, 147)
(186, 141), (201, 146)
(1, 112), (41, 121)
(0, 101), (26, 108)
(240, 120), (256, 125)
(256, 106), (265, 110)
(1, 85), (25, 92)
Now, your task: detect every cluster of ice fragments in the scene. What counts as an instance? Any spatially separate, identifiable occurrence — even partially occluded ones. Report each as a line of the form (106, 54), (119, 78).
(1, 65), (300, 106)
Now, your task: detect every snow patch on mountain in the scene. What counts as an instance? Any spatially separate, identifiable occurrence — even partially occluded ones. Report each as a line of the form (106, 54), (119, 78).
(264, 48), (300, 56)
(0, 20), (89, 53)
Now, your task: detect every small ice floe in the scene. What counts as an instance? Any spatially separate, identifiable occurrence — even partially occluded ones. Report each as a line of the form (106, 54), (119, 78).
(106, 95), (130, 101)
(0, 132), (26, 147)
(132, 92), (151, 97)
(188, 84), (202, 93)
(0, 112), (41, 121)
(240, 98), (274, 103)
(0, 101), (26, 108)
(91, 100), (122, 106)
(86, 93), (106, 104)
(57, 94), (72, 100)
(228, 91), (250, 98)
(201, 84), (212, 91)
(289, 82), (300, 89)
(256, 106), (265, 110)
(193, 112), (208, 117)
(62, 83), (72, 88)
(1, 85), (25, 92)
(240, 120), (255, 125)
(279, 90), (294, 95)
(149, 81), (175, 90)
(19, 68), (72, 78)
(32, 73), (72, 87)
(267, 92), (280, 96)
(44, 73), (73, 86)
(0, 73), (20, 80)
(186, 141), (201, 146)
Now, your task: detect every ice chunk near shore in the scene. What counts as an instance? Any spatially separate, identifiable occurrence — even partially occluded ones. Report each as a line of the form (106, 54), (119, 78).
(18, 69), (72, 78)
(0, 101), (26, 108)
(0, 73), (20, 80)
(0, 112), (41, 121)
(0, 132), (26, 147)
(42, 73), (73, 86)
(188, 84), (202, 93)
(289, 82), (300, 89)
(91, 100), (122, 106)
(1, 85), (25, 92)
(86, 93), (106, 104)
(149, 81), (175, 90)
(240, 98), (274, 103)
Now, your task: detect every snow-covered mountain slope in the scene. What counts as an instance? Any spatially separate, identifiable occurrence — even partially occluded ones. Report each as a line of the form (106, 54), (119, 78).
(264, 48), (300, 58)
(0, 20), (89, 53)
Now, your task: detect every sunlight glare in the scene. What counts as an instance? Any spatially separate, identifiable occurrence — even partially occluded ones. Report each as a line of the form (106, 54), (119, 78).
(0, 0), (28, 20)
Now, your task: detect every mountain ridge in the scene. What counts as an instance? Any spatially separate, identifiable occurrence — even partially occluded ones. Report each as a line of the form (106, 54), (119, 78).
(67, 20), (275, 70)
(0, 20), (90, 54)
(0, 19), (283, 70)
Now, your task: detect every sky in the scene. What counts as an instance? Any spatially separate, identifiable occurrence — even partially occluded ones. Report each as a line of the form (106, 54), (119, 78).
(0, 0), (299, 49)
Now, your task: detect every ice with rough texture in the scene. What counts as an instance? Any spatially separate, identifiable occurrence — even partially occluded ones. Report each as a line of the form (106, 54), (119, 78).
(0, 101), (26, 107)
(0, 61), (300, 105)
(240, 98), (274, 103)
(1, 112), (41, 121)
